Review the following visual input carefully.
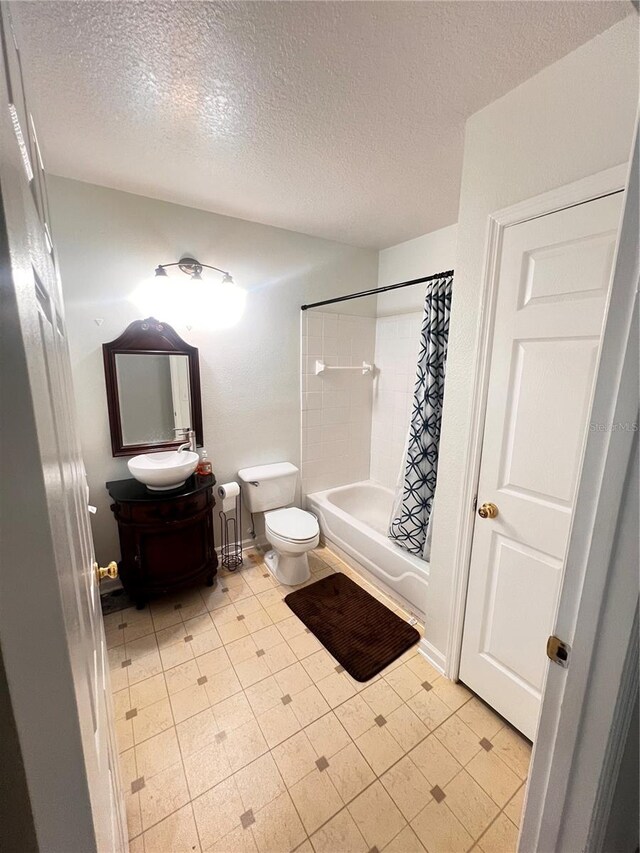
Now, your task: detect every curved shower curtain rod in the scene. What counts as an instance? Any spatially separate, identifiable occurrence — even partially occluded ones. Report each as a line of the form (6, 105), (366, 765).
(300, 269), (454, 311)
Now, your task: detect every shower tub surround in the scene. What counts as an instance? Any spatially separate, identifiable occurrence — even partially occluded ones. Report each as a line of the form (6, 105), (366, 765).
(300, 311), (375, 496)
(307, 481), (428, 620)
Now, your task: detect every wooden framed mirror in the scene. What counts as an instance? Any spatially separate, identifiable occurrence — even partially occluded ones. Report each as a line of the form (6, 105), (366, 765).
(103, 317), (203, 457)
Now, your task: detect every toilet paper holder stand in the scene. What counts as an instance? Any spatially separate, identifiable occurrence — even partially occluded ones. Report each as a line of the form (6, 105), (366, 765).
(219, 488), (243, 571)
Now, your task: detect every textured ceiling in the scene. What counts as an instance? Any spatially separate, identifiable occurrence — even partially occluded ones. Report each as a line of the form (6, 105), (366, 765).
(12, 1), (632, 248)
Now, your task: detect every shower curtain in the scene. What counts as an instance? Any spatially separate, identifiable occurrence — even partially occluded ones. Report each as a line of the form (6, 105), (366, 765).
(388, 273), (453, 560)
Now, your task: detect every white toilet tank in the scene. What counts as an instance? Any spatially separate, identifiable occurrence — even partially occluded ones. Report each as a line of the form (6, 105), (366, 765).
(237, 462), (298, 513)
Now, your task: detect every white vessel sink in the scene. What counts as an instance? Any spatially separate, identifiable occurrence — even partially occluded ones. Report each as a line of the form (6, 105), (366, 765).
(128, 450), (199, 491)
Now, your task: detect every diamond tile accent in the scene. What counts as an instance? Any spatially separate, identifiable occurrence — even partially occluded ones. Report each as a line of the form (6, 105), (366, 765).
(431, 785), (446, 803)
(131, 777), (145, 793)
(304, 628), (311, 634)
(368, 848), (380, 853)
(125, 708), (138, 720)
(221, 587), (229, 593)
(480, 737), (493, 751)
(197, 676), (208, 686)
(281, 694), (292, 705)
(335, 665), (345, 673)
(215, 730), (227, 743)
(316, 756), (329, 771)
(240, 809), (255, 829)
(256, 649), (266, 657)
(121, 659), (132, 668)
(174, 603), (182, 610)
(184, 635), (193, 643)
(118, 622), (127, 630)
(422, 681), (432, 691)
(237, 615), (245, 621)
(263, 573), (269, 579)
(375, 715), (387, 727)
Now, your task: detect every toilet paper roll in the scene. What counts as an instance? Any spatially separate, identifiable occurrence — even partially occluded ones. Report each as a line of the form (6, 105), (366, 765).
(217, 481), (240, 513)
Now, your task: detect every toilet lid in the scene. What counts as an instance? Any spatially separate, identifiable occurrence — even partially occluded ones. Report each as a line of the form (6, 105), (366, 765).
(265, 508), (319, 542)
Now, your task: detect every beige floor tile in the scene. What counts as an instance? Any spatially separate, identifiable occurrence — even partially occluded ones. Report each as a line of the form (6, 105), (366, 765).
(244, 675), (283, 716)
(113, 687), (131, 720)
(135, 727), (182, 780)
(205, 667), (243, 705)
(380, 755), (433, 821)
(183, 738), (233, 798)
(210, 603), (240, 625)
(176, 707), (219, 757)
(407, 688), (452, 730)
(143, 803), (201, 853)
(226, 636), (259, 666)
(197, 647), (232, 678)
(504, 784), (526, 828)
(445, 769), (500, 838)
(212, 691), (255, 733)
(326, 741), (375, 802)
(310, 807), (368, 853)
(274, 662), (313, 696)
(360, 680), (403, 717)
(151, 606), (183, 633)
(235, 655), (272, 688)
(129, 673), (168, 709)
(124, 617), (156, 645)
(224, 718), (269, 773)
(109, 665), (129, 693)
(276, 615), (307, 642)
(456, 697), (506, 742)
(164, 659), (201, 695)
(272, 730), (318, 787)
(435, 715), (483, 766)
(184, 612), (215, 635)
(243, 609), (274, 633)
(304, 711), (351, 759)
(155, 622), (189, 649)
(257, 702), (301, 748)
(347, 780), (406, 849)
(170, 682), (211, 724)
(334, 694), (376, 740)
(405, 654), (442, 684)
(128, 651), (164, 685)
(128, 834), (145, 853)
(290, 684), (331, 727)
(251, 624), (284, 651)
(234, 753), (286, 812)
(125, 791), (141, 839)
(289, 767), (343, 835)
(263, 641), (298, 674)
(355, 724), (404, 775)
(207, 825), (257, 853)
(190, 628), (224, 657)
(219, 619), (250, 644)
(383, 824), (426, 853)
(119, 747), (138, 791)
(132, 697), (173, 744)
(385, 703), (429, 752)
(383, 663), (424, 701)
(160, 641), (195, 671)
(431, 678), (473, 712)
(287, 631), (322, 659)
(466, 750), (521, 807)
(411, 800), (473, 853)
(193, 775), (243, 850)
(478, 813), (520, 853)
(235, 594), (265, 615)
(116, 717), (134, 753)
(256, 588), (284, 609)
(316, 671), (357, 708)
(410, 733), (462, 789)
(492, 727), (532, 780)
(251, 791), (306, 853)
(301, 649), (338, 682)
(139, 761), (190, 830)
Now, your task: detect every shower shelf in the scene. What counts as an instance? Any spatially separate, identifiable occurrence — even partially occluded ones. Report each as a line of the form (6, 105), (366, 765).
(315, 359), (374, 376)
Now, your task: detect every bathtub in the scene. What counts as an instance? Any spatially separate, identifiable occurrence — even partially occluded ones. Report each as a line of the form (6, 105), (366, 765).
(306, 480), (428, 617)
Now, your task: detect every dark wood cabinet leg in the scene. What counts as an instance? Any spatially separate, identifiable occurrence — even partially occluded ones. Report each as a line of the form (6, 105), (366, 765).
(135, 597), (146, 610)
(205, 573), (215, 587)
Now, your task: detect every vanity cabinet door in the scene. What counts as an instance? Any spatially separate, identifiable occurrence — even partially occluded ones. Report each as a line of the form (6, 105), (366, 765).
(135, 512), (214, 594)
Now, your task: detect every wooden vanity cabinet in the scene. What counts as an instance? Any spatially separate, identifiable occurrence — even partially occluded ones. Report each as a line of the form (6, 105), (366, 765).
(107, 475), (218, 608)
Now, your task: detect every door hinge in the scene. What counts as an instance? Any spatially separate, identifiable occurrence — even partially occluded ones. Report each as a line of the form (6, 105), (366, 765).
(546, 635), (570, 668)
(472, 495), (478, 512)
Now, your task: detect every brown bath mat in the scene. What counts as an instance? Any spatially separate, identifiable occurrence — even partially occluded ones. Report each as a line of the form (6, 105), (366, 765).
(284, 572), (420, 682)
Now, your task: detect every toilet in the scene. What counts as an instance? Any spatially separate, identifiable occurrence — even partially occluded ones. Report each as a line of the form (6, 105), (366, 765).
(237, 462), (319, 586)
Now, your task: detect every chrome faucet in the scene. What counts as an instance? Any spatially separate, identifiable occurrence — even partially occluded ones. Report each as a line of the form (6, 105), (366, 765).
(174, 427), (196, 453)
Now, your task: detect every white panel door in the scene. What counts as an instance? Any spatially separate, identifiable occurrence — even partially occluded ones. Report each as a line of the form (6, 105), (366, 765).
(459, 192), (623, 739)
(0, 7), (126, 850)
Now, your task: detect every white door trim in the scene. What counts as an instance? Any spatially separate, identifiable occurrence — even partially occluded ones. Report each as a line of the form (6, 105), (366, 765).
(444, 163), (629, 681)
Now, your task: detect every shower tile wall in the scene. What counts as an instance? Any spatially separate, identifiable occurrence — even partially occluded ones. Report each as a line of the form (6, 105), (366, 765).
(301, 311), (375, 495)
(370, 312), (423, 489)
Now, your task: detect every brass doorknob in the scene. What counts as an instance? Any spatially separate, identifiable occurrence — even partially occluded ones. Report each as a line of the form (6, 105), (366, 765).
(478, 502), (499, 519)
(94, 560), (118, 582)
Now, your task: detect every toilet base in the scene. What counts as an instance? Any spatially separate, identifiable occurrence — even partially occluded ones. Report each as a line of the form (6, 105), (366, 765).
(264, 549), (311, 587)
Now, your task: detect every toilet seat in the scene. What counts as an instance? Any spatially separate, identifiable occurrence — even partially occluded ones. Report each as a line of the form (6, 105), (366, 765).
(265, 507), (319, 543)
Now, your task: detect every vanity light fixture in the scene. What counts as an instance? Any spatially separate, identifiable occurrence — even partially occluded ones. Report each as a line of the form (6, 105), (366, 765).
(154, 256), (234, 284)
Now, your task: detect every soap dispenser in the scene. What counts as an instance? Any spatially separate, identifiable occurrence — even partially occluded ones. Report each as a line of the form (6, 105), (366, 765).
(197, 449), (213, 476)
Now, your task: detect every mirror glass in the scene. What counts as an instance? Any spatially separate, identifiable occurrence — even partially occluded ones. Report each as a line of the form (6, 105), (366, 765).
(116, 353), (192, 446)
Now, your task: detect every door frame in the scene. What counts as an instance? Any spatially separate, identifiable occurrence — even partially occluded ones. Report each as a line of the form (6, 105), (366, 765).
(443, 162), (629, 683)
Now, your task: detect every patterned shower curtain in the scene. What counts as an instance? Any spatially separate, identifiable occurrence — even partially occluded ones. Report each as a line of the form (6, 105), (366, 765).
(388, 274), (453, 558)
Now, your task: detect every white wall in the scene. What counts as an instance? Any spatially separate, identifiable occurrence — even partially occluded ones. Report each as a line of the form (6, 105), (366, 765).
(377, 224), (457, 316)
(301, 311), (375, 494)
(426, 16), (639, 665)
(48, 177), (377, 562)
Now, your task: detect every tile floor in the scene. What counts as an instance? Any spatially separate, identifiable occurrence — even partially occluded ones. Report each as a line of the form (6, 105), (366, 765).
(106, 546), (531, 853)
